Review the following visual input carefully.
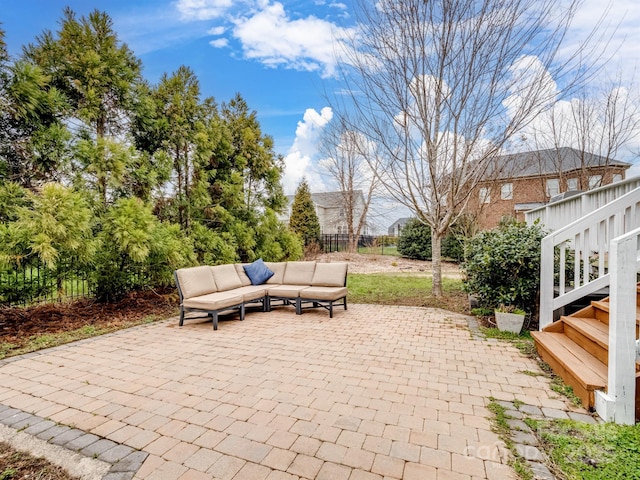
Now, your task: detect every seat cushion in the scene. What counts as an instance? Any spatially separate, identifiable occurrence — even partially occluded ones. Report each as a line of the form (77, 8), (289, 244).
(299, 286), (348, 301)
(243, 258), (275, 285)
(183, 291), (244, 310)
(211, 264), (244, 291)
(311, 262), (348, 287)
(283, 261), (316, 285)
(175, 266), (217, 299)
(267, 285), (309, 298)
(232, 285), (268, 302)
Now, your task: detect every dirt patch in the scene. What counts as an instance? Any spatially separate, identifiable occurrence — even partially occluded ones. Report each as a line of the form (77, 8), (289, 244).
(0, 441), (78, 480)
(0, 288), (177, 352)
(315, 252), (462, 277)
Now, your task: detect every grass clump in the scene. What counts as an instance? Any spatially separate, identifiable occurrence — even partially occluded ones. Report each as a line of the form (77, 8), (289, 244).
(528, 419), (640, 480)
(486, 399), (533, 480)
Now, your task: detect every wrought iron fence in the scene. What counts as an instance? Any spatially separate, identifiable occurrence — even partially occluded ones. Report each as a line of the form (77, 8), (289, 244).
(321, 234), (397, 254)
(0, 259), (171, 307)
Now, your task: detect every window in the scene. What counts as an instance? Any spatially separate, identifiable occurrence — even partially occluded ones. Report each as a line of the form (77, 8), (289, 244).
(479, 187), (490, 204)
(500, 183), (513, 200)
(566, 178), (578, 191)
(588, 175), (602, 190)
(613, 173), (623, 183)
(546, 178), (560, 197)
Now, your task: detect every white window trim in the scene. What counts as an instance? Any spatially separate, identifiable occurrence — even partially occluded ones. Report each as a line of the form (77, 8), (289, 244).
(500, 183), (513, 200)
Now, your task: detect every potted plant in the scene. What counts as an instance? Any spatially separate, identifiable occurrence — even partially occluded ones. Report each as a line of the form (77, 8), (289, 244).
(494, 304), (526, 334)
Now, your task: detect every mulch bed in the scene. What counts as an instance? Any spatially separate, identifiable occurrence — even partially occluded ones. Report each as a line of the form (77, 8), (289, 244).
(0, 288), (178, 350)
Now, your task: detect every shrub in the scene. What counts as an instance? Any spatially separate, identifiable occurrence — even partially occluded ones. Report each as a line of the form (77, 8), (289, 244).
(397, 218), (432, 260)
(462, 221), (546, 313)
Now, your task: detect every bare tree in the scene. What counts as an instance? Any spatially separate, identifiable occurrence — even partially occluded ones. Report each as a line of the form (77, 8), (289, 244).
(333, 0), (608, 295)
(318, 116), (380, 252)
(525, 76), (640, 190)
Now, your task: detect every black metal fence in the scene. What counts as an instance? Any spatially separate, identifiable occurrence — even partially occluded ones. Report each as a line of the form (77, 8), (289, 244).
(321, 234), (397, 254)
(0, 260), (92, 307)
(0, 260), (169, 307)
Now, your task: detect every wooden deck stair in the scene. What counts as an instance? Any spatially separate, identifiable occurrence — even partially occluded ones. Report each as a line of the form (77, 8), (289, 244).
(532, 286), (640, 421)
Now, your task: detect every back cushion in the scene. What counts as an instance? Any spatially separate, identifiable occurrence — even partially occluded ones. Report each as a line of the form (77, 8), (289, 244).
(211, 264), (244, 291)
(264, 262), (286, 284)
(235, 264), (252, 286)
(283, 261), (316, 285)
(176, 266), (217, 299)
(311, 262), (348, 287)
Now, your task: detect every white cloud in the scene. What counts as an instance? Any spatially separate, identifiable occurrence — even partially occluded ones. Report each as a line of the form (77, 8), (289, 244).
(207, 26), (226, 35)
(209, 38), (229, 48)
(282, 107), (333, 194)
(175, 0), (234, 20)
(232, 2), (355, 77)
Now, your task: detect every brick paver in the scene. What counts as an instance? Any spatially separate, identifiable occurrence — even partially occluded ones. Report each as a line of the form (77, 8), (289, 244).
(0, 304), (579, 478)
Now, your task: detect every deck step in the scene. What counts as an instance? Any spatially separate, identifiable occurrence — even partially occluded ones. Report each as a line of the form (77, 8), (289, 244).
(561, 316), (609, 365)
(531, 331), (607, 408)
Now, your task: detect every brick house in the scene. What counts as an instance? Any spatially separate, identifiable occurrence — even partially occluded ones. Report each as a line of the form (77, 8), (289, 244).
(469, 147), (630, 229)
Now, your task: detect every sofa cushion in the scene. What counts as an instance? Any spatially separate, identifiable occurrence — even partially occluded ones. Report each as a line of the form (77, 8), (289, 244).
(300, 286), (348, 301)
(211, 264), (244, 291)
(183, 291), (244, 310)
(234, 264), (253, 286)
(311, 262), (348, 287)
(264, 262), (286, 284)
(232, 285), (268, 302)
(267, 285), (308, 298)
(176, 266), (217, 300)
(243, 258), (275, 285)
(283, 261), (316, 285)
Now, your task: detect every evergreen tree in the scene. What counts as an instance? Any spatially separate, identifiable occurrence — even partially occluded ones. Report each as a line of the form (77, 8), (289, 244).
(0, 26), (70, 187)
(24, 8), (142, 205)
(397, 218), (432, 260)
(289, 179), (321, 247)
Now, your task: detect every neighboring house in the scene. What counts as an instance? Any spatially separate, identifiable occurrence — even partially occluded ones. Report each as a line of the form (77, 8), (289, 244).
(388, 217), (411, 236)
(280, 190), (370, 235)
(469, 147), (630, 229)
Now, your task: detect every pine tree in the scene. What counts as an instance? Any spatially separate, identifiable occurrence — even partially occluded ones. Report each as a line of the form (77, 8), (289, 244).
(289, 179), (321, 247)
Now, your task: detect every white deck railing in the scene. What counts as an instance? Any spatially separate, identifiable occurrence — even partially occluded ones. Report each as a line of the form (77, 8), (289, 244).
(539, 187), (640, 329)
(526, 176), (640, 231)
(593, 227), (639, 425)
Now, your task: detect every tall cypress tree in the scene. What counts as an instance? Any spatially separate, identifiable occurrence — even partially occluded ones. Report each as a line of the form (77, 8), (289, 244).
(289, 179), (321, 247)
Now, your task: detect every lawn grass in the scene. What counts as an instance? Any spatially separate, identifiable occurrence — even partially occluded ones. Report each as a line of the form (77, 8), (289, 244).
(356, 245), (400, 256)
(525, 418), (640, 480)
(347, 273), (468, 313)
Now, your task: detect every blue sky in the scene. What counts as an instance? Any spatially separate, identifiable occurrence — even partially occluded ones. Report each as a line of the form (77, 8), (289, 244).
(2, 0), (640, 218)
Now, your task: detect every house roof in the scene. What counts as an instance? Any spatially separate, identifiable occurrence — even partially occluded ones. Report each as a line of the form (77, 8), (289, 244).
(388, 217), (412, 229)
(491, 147), (630, 180)
(286, 190), (364, 208)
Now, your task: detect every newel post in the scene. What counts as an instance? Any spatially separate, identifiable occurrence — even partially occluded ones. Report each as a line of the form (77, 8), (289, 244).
(595, 230), (638, 424)
(539, 235), (555, 330)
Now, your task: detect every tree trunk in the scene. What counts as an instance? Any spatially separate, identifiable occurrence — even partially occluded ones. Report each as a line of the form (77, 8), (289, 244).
(431, 231), (443, 297)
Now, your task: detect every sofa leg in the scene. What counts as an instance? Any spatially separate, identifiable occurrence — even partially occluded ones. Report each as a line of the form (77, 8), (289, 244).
(240, 304), (245, 321)
(344, 297), (347, 311)
(296, 298), (302, 315)
(211, 312), (218, 330)
(179, 307), (185, 326)
(329, 301), (333, 318)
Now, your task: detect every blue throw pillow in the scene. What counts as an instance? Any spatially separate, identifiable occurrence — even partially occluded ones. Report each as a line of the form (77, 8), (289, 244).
(243, 258), (275, 285)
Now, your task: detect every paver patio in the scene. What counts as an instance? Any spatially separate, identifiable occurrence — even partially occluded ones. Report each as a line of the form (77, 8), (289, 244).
(0, 304), (578, 479)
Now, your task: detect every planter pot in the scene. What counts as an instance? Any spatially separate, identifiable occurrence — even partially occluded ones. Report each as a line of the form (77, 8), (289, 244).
(495, 311), (525, 334)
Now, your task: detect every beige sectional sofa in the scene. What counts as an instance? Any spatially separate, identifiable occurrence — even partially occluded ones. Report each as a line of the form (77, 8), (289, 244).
(174, 261), (348, 330)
